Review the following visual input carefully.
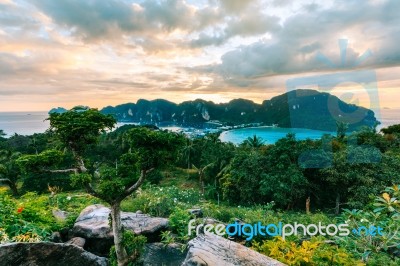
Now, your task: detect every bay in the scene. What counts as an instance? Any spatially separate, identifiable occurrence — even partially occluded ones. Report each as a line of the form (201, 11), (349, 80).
(219, 127), (333, 145)
(0, 109), (398, 144)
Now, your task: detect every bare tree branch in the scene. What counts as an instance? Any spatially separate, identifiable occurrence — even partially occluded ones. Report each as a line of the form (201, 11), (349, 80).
(47, 168), (78, 173)
(0, 178), (11, 184)
(84, 183), (101, 199)
(122, 168), (154, 198)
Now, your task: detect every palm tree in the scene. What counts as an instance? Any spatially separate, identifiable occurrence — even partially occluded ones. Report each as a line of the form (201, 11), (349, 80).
(0, 149), (20, 195)
(205, 133), (221, 144)
(242, 135), (264, 148)
(181, 138), (195, 169)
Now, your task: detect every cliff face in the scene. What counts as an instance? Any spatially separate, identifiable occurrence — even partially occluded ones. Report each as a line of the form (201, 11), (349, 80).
(50, 90), (378, 131)
(261, 89), (377, 131)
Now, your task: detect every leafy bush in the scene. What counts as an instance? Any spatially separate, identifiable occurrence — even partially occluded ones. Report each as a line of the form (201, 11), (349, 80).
(0, 188), (101, 243)
(0, 190), (51, 241)
(253, 236), (363, 266)
(337, 185), (400, 263)
(109, 231), (147, 266)
(169, 207), (192, 242)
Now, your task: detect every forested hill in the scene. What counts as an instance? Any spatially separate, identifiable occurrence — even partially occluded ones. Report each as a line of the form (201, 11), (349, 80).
(50, 89), (377, 131)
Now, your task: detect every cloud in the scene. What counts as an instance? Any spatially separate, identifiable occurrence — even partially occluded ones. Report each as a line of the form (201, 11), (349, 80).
(198, 0), (400, 83)
(1, 0), (400, 111)
(28, 0), (284, 50)
(29, 0), (225, 46)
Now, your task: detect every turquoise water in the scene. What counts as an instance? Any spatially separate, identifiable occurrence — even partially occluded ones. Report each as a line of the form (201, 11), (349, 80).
(219, 127), (333, 145)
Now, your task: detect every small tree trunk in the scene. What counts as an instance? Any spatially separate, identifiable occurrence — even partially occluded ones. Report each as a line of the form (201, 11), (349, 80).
(9, 181), (18, 196)
(306, 197), (310, 214)
(110, 202), (128, 266)
(335, 193), (340, 215)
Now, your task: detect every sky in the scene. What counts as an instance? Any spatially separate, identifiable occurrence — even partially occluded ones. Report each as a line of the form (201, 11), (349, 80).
(0, 0), (400, 111)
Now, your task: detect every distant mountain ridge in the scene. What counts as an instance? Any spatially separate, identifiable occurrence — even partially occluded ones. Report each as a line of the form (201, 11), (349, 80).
(50, 89), (378, 131)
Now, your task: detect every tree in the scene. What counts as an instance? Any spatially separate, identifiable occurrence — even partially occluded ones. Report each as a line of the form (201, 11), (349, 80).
(0, 149), (21, 196)
(381, 124), (400, 135)
(320, 145), (383, 213)
(18, 107), (183, 266)
(336, 121), (348, 140)
(242, 135), (265, 148)
(181, 138), (195, 169)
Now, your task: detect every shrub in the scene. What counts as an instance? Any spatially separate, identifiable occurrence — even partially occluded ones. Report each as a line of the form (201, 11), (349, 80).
(337, 185), (400, 263)
(109, 231), (147, 266)
(253, 236), (363, 266)
(169, 207), (192, 242)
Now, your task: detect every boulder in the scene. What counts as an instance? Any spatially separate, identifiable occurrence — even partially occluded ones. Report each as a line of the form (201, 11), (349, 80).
(72, 204), (169, 255)
(140, 242), (187, 266)
(0, 242), (108, 266)
(50, 231), (62, 243)
(66, 237), (86, 248)
(188, 208), (203, 218)
(182, 232), (286, 266)
(52, 209), (69, 222)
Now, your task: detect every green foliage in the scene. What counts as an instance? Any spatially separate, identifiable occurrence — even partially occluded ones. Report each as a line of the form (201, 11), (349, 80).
(70, 173), (92, 188)
(16, 149), (72, 192)
(48, 107), (116, 154)
(17, 149), (64, 172)
(124, 127), (184, 171)
(121, 185), (202, 217)
(365, 253), (400, 266)
(381, 124), (400, 135)
(169, 207), (192, 241)
(160, 231), (176, 246)
(0, 188), (100, 243)
(337, 185), (400, 262)
(109, 231), (147, 266)
(241, 135), (265, 148)
(0, 190), (52, 241)
(222, 134), (309, 208)
(253, 236), (364, 266)
(0, 149), (21, 195)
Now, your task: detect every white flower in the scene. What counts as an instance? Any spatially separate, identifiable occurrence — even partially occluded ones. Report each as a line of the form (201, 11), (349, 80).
(67, 196), (71, 200)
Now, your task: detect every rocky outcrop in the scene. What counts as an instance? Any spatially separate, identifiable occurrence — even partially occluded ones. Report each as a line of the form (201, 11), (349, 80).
(182, 233), (286, 266)
(0, 242), (107, 266)
(71, 204), (168, 255)
(140, 243), (187, 266)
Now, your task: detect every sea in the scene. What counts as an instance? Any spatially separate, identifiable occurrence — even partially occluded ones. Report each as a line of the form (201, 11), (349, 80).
(0, 109), (399, 144)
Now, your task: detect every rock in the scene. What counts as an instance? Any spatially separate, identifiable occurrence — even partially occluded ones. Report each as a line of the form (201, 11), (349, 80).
(50, 232), (62, 243)
(140, 242), (187, 266)
(136, 210), (143, 214)
(66, 237), (86, 248)
(188, 208), (203, 218)
(203, 218), (221, 225)
(0, 242), (108, 266)
(72, 204), (169, 255)
(182, 232), (286, 266)
(52, 209), (69, 222)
